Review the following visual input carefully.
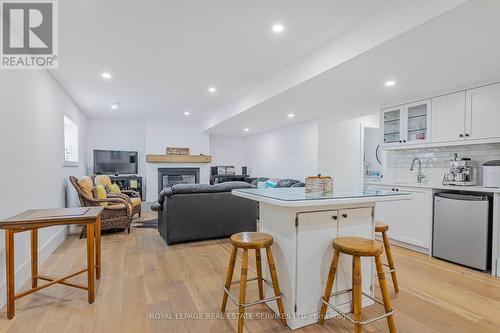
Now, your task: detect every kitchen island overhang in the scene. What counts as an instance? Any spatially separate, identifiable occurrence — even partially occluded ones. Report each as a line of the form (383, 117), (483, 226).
(232, 187), (411, 330)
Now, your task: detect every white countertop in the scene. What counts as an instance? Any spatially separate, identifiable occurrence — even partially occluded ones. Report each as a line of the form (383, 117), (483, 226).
(365, 181), (500, 193)
(232, 187), (412, 207)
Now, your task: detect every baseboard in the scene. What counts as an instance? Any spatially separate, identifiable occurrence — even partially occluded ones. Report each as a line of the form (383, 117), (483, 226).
(0, 226), (67, 309)
(375, 235), (429, 254)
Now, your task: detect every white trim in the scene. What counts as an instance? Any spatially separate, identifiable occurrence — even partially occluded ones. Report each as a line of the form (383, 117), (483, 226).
(0, 226), (67, 308)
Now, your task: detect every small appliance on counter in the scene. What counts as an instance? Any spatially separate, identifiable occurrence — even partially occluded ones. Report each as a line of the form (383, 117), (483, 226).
(442, 153), (477, 186)
(482, 160), (500, 188)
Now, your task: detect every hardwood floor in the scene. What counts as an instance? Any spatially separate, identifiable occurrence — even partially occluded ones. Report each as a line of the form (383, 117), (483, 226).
(1, 212), (499, 332)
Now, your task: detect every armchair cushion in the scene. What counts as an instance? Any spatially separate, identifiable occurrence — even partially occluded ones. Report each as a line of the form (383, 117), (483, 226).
(93, 184), (108, 206)
(94, 175), (112, 187)
(107, 183), (122, 194)
(78, 176), (94, 198)
(130, 197), (141, 207)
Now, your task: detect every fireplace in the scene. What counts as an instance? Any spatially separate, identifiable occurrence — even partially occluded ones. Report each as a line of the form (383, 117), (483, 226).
(158, 168), (200, 193)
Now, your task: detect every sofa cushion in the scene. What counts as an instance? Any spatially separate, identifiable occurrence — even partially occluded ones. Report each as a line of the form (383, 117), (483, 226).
(212, 181), (255, 191)
(78, 176), (94, 198)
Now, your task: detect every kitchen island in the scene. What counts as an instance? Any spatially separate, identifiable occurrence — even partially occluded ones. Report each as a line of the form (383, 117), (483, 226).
(232, 187), (410, 330)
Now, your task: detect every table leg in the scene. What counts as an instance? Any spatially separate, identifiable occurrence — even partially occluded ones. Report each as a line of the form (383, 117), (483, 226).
(95, 216), (101, 280)
(86, 223), (95, 303)
(5, 229), (15, 319)
(31, 229), (38, 288)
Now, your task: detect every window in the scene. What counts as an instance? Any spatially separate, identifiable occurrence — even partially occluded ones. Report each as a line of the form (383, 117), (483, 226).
(64, 116), (79, 163)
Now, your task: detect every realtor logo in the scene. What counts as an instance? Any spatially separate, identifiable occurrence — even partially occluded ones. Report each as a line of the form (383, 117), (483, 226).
(1, 0), (58, 69)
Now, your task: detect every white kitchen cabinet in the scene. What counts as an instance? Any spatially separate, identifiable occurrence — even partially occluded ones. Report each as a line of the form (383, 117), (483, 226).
(466, 83), (500, 140)
(295, 208), (374, 314)
(431, 91), (466, 143)
(381, 106), (404, 146)
(381, 100), (431, 147)
(366, 185), (432, 251)
(335, 208), (373, 306)
(405, 100), (431, 144)
(296, 210), (338, 316)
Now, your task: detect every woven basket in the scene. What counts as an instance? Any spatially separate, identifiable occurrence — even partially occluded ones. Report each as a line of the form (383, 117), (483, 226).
(305, 175), (333, 193)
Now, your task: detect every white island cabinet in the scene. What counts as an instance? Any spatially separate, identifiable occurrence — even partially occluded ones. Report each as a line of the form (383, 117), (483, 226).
(232, 187), (410, 330)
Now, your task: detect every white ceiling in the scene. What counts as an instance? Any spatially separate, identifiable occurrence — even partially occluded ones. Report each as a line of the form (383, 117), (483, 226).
(207, 0), (500, 135)
(52, 0), (390, 120)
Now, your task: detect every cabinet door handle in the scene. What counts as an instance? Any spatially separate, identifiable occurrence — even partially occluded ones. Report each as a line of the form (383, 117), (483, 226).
(398, 140), (402, 143)
(459, 134), (464, 138)
(342, 213), (348, 218)
(396, 188), (399, 191)
(465, 133), (470, 137)
(391, 188), (395, 191)
(403, 139), (406, 143)
(332, 215), (338, 220)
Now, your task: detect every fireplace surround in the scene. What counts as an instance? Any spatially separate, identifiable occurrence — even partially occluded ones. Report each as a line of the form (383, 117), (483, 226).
(158, 168), (200, 193)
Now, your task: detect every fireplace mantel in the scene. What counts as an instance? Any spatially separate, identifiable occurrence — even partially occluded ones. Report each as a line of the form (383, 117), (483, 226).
(146, 154), (211, 163)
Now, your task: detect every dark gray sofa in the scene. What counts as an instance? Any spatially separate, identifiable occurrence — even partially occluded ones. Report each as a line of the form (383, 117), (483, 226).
(151, 182), (258, 245)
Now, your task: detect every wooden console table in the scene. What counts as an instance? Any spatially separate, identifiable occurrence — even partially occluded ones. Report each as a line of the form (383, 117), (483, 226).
(0, 207), (104, 319)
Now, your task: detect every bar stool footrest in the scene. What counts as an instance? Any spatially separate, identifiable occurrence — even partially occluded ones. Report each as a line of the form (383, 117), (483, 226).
(223, 278), (282, 308)
(322, 289), (394, 326)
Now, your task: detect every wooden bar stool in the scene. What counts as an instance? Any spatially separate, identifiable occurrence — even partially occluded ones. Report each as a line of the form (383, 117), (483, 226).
(221, 232), (286, 333)
(319, 237), (396, 333)
(376, 222), (399, 293)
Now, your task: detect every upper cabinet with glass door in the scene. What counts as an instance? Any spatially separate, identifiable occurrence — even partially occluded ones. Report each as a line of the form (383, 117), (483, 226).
(405, 100), (431, 144)
(381, 106), (404, 146)
(380, 100), (431, 147)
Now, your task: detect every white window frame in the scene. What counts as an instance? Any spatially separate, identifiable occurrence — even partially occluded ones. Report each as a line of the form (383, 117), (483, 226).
(63, 116), (79, 166)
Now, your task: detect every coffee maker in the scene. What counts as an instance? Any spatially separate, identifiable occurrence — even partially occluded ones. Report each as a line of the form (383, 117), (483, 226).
(442, 153), (477, 186)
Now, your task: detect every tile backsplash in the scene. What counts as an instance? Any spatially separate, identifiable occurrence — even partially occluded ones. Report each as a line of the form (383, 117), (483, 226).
(385, 143), (500, 184)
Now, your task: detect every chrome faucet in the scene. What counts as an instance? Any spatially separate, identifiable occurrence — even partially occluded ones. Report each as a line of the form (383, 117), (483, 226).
(410, 158), (425, 183)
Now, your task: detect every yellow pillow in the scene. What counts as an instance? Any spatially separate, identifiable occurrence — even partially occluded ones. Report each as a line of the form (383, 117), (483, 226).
(93, 184), (108, 206)
(107, 183), (122, 194)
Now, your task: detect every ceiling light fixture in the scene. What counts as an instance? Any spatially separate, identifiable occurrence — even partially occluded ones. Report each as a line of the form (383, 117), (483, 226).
(184, 111), (190, 116)
(385, 80), (396, 87)
(244, 128), (249, 132)
(110, 102), (120, 110)
(287, 113), (295, 118)
(272, 24), (285, 34)
(208, 87), (217, 93)
(101, 72), (112, 79)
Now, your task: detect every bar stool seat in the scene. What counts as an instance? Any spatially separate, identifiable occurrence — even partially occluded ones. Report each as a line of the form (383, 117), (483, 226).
(333, 237), (383, 257)
(319, 237), (397, 333)
(222, 232), (286, 333)
(375, 222), (389, 233)
(230, 232), (273, 249)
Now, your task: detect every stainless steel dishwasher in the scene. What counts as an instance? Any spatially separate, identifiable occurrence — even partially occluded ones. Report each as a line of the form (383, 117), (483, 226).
(433, 193), (490, 271)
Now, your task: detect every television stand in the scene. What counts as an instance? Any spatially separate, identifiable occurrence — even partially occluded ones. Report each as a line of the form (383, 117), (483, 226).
(108, 175), (144, 201)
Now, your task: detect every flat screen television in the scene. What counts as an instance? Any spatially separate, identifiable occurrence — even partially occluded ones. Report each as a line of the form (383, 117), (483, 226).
(94, 150), (138, 175)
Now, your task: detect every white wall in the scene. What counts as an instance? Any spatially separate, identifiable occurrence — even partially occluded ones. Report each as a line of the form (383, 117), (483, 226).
(144, 120), (210, 201)
(318, 114), (379, 191)
(244, 121), (318, 180)
(86, 118), (146, 177)
(209, 135), (247, 174)
(0, 70), (87, 308)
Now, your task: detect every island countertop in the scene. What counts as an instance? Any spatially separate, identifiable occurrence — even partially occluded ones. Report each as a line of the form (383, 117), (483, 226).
(232, 187), (411, 207)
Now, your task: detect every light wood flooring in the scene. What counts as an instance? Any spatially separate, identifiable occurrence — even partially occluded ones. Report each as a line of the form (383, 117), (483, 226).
(1, 212), (500, 332)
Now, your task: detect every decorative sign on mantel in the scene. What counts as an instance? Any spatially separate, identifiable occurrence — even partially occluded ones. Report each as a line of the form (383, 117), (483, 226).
(166, 147), (190, 155)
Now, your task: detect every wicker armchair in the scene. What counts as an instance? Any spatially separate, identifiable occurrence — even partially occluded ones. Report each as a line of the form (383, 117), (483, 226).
(93, 175), (141, 218)
(69, 176), (133, 238)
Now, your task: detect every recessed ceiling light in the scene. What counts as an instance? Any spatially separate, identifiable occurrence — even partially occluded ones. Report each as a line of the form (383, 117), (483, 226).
(184, 111), (190, 116)
(110, 102), (120, 110)
(287, 113), (295, 118)
(272, 24), (285, 34)
(101, 72), (112, 79)
(208, 87), (217, 93)
(385, 80), (396, 87)
(244, 128), (249, 132)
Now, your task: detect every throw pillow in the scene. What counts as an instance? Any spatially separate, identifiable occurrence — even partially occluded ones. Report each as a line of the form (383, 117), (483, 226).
(107, 183), (122, 194)
(265, 179), (279, 188)
(93, 184), (108, 206)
